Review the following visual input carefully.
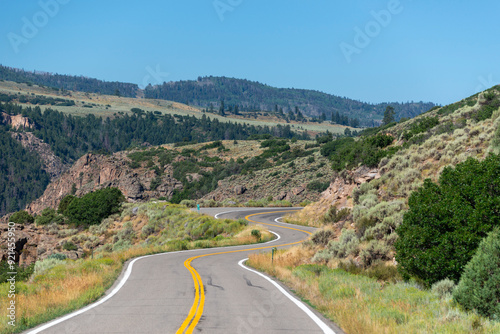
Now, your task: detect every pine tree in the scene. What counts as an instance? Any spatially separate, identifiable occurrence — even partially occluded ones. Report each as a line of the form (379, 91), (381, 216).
(382, 106), (395, 125)
(453, 229), (500, 319)
(219, 100), (225, 116)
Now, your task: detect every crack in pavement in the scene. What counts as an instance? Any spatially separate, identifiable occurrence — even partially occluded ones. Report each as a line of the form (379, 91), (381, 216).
(243, 275), (266, 290)
(207, 276), (225, 290)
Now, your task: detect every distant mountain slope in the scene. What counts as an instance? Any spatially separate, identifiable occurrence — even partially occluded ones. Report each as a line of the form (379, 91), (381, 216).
(0, 100), (308, 216)
(0, 65), (139, 98)
(0, 65), (436, 127)
(144, 76), (436, 126)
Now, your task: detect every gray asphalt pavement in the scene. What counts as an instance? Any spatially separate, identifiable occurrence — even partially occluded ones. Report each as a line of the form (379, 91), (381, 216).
(25, 207), (343, 334)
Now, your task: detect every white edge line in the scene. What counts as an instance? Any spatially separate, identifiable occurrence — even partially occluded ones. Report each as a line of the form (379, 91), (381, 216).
(238, 258), (337, 334)
(213, 207), (301, 220)
(215, 210), (239, 219)
(216, 209), (308, 231)
(266, 230), (280, 243)
(28, 213), (284, 333)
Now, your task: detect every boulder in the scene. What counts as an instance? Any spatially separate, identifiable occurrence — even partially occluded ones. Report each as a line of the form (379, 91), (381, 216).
(273, 192), (287, 201)
(292, 186), (305, 196)
(234, 185), (247, 195)
(0, 223), (59, 266)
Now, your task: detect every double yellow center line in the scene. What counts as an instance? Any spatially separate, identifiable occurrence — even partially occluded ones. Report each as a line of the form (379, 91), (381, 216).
(175, 210), (312, 334)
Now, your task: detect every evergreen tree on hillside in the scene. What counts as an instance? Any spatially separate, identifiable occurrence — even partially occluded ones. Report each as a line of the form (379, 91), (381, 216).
(320, 112), (326, 123)
(219, 100), (225, 116)
(383, 106), (395, 125)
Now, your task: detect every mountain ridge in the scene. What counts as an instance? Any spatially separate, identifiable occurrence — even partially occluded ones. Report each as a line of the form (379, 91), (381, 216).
(0, 65), (436, 126)
(146, 76), (436, 126)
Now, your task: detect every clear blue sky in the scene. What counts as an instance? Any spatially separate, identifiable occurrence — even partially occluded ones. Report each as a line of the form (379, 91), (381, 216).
(1, 0), (499, 105)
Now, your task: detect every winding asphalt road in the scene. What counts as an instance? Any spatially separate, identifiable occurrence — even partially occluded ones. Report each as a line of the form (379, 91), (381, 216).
(26, 207), (343, 334)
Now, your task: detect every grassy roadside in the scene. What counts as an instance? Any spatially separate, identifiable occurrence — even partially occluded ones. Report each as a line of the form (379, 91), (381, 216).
(0, 204), (273, 334)
(247, 247), (500, 334)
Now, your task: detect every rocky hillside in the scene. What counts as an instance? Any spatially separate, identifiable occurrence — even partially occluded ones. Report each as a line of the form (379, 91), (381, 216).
(203, 148), (335, 204)
(286, 86), (500, 270)
(25, 152), (182, 215)
(0, 93), (316, 216)
(1, 111), (66, 180)
(17, 139), (334, 216)
(1, 112), (34, 129)
(291, 166), (380, 225)
(10, 132), (67, 180)
(0, 221), (71, 266)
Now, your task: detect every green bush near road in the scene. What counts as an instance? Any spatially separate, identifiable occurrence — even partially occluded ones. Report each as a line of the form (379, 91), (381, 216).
(65, 188), (125, 226)
(396, 154), (500, 286)
(453, 229), (500, 319)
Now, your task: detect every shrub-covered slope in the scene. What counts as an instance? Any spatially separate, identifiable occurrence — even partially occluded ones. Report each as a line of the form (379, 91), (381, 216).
(293, 85), (500, 273)
(255, 85), (500, 332)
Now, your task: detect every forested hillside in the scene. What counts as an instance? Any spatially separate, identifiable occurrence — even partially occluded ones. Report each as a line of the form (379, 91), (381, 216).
(0, 121), (50, 214)
(0, 65), (138, 98)
(0, 66), (437, 127)
(0, 101), (307, 216)
(144, 76), (436, 126)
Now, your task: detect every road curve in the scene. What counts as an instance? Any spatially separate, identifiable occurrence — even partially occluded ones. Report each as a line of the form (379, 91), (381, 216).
(26, 207), (343, 334)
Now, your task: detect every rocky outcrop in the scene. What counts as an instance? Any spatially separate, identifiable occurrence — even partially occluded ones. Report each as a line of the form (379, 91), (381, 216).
(292, 166), (380, 223)
(292, 186), (305, 196)
(234, 185), (246, 195)
(10, 132), (68, 180)
(273, 192), (287, 201)
(1, 112), (35, 129)
(26, 152), (183, 215)
(322, 166), (380, 209)
(0, 223), (85, 266)
(204, 173), (332, 204)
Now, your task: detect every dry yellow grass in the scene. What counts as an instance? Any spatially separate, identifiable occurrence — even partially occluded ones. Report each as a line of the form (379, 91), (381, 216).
(0, 222), (275, 334)
(284, 206), (326, 227)
(247, 247), (500, 334)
